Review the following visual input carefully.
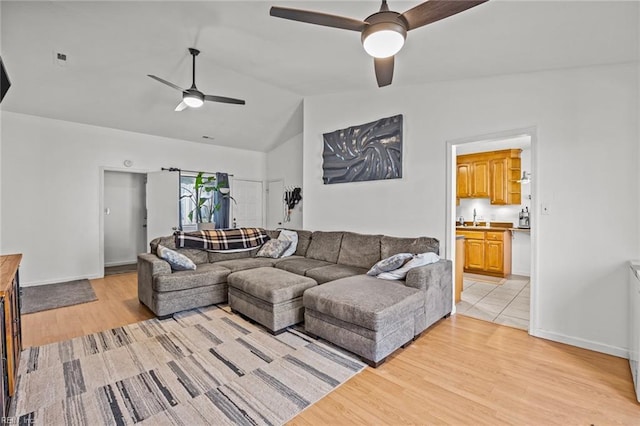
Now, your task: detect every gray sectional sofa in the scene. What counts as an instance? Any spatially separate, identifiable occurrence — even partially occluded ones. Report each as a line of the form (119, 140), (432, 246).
(138, 229), (452, 366)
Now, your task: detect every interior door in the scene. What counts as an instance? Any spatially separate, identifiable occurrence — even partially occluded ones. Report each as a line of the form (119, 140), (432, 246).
(146, 170), (179, 247)
(266, 180), (284, 229)
(104, 171), (147, 265)
(231, 179), (263, 228)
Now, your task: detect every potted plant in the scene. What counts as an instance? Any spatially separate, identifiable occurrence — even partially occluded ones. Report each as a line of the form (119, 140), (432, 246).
(181, 172), (222, 230)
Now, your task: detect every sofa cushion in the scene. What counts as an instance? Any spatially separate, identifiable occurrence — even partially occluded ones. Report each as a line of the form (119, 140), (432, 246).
(381, 235), (440, 259)
(153, 264), (230, 292)
(265, 229), (281, 240)
(337, 232), (382, 269)
(227, 267), (317, 304)
(293, 230), (312, 256)
(305, 264), (368, 284)
(275, 257), (333, 275)
(306, 231), (343, 263)
(207, 249), (258, 263)
(213, 257), (277, 273)
(303, 275), (424, 332)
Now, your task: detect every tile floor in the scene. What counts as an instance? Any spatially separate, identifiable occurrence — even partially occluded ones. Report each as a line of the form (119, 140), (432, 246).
(456, 274), (530, 330)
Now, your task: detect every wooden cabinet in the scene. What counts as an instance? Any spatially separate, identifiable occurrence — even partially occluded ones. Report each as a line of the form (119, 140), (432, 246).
(457, 149), (521, 205)
(456, 230), (511, 277)
(0, 254), (22, 415)
(472, 160), (489, 198)
(457, 164), (472, 198)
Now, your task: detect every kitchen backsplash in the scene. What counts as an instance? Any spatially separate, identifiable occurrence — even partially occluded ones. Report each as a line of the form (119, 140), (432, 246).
(456, 198), (530, 226)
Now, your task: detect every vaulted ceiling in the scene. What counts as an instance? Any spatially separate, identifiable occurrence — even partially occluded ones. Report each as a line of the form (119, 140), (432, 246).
(1, 1), (637, 152)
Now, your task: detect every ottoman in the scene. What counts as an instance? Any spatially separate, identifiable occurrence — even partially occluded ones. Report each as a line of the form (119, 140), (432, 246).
(303, 275), (426, 367)
(227, 267), (318, 334)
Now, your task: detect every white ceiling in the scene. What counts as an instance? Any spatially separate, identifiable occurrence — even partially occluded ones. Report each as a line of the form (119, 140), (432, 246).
(1, 1), (637, 152)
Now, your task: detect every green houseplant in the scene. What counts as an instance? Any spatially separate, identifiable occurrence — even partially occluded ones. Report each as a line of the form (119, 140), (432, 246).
(181, 172), (222, 229)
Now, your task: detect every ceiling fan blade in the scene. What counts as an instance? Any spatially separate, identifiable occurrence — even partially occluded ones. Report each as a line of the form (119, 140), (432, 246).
(174, 101), (188, 111)
(401, 0), (488, 31)
(374, 56), (394, 87)
(270, 6), (367, 32)
(204, 94), (246, 105)
(147, 74), (185, 92)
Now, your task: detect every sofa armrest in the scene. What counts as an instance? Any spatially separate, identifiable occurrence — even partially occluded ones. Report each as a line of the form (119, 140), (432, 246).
(405, 259), (451, 291)
(138, 253), (171, 276)
(137, 253), (171, 312)
(405, 259), (453, 331)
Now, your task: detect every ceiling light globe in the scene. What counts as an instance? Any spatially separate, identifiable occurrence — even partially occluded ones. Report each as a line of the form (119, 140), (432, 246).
(183, 94), (204, 108)
(363, 28), (405, 58)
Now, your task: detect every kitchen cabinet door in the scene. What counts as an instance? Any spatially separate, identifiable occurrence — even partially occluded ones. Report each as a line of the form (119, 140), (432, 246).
(465, 239), (485, 270)
(490, 158), (507, 205)
(457, 163), (472, 198)
(472, 160), (489, 197)
(485, 240), (504, 273)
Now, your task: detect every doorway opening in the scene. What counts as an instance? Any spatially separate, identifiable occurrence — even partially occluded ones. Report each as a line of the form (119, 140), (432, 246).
(103, 170), (147, 276)
(447, 128), (537, 333)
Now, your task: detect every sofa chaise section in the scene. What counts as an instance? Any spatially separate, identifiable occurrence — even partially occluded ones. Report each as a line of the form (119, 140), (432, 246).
(304, 275), (426, 367)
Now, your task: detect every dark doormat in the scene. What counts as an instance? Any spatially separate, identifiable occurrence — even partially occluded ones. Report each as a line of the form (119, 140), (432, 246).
(104, 263), (137, 276)
(21, 279), (97, 314)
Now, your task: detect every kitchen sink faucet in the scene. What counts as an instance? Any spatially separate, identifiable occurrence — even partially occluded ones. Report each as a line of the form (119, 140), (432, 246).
(473, 208), (478, 226)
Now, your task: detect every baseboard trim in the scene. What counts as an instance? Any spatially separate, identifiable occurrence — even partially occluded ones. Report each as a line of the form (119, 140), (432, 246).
(21, 273), (102, 288)
(104, 260), (137, 267)
(531, 328), (628, 359)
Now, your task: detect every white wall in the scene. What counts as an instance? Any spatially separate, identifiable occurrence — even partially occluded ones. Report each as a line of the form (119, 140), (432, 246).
(1, 112), (265, 286)
(266, 133), (304, 230)
(104, 171), (146, 267)
(303, 63), (639, 356)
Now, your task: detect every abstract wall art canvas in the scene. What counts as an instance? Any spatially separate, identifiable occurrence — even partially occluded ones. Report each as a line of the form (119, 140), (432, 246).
(322, 114), (403, 184)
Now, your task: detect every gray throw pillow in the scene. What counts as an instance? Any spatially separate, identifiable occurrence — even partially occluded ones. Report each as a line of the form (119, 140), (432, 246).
(377, 252), (440, 280)
(256, 239), (292, 259)
(367, 253), (413, 276)
(157, 244), (196, 271)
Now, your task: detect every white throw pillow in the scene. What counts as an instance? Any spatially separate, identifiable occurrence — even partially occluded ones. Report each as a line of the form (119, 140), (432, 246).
(277, 229), (299, 257)
(377, 252), (440, 280)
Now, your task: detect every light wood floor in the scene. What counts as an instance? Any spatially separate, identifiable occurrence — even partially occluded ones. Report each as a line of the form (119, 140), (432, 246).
(22, 274), (640, 424)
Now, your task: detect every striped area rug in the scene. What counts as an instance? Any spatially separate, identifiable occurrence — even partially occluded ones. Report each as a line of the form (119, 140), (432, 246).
(11, 305), (365, 425)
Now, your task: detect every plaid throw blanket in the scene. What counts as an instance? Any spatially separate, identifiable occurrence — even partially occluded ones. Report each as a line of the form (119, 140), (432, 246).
(175, 227), (270, 251)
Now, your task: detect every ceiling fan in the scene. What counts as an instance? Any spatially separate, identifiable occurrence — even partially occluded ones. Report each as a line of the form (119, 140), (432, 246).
(270, 0), (488, 87)
(148, 48), (245, 111)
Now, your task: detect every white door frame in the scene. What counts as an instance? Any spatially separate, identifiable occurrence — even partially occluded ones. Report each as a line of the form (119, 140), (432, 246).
(98, 166), (149, 278)
(445, 126), (539, 334)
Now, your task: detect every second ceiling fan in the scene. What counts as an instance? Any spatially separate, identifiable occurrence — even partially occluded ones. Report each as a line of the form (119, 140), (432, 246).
(270, 0), (488, 87)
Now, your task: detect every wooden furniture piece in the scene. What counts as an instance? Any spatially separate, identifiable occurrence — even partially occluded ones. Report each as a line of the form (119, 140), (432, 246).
(455, 236), (464, 303)
(456, 229), (511, 277)
(457, 149), (522, 205)
(0, 254), (22, 414)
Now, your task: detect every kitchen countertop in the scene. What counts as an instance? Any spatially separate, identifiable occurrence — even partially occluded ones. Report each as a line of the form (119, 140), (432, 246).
(456, 226), (514, 232)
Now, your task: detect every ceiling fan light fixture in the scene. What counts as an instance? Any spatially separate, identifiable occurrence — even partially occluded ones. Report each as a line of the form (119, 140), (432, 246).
(183, 91), (204, 108)
(362, 22), (406, 58)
